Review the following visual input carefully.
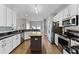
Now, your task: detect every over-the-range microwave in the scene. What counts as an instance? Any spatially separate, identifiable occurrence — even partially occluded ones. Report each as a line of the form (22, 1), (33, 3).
(62, 15), (78, 27)
(70, 15), (78, 26)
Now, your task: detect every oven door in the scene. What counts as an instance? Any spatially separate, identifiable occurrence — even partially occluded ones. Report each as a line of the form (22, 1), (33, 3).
(58, 37), (69, 53)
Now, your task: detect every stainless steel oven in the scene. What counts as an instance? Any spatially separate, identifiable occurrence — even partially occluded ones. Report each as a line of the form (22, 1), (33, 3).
(58, 37), (69, 53)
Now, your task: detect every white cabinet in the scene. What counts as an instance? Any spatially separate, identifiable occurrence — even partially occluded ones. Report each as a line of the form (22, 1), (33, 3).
(57, 11), (63, 27)
(69, 4), (78, 17)
(7, 7), (13, 26)
(0, 5), (7, 26)
(13, 34), (21, 49)
(0, 40), (5, 54)
(0, 34), (21, 54)
(0, 5), (16, 27)
(55, 33), (58, 46)
(17, 34), (21, 45)
(24, 32), (31, 40)
(63, 7), (70, 19)
(0, 37), (13, 54)
(12, 12), (16, 29)
(4, 37), (13, 54)
(12, 35), (17, 49)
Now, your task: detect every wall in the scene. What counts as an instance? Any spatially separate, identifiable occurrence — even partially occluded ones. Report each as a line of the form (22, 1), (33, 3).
(26, 20), (30, 29)
(16, 18), (26, 30)
(30, 21), (43, 32)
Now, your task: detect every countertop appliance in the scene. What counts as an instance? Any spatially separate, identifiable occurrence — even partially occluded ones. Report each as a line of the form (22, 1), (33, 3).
(63, 30), (79, 54)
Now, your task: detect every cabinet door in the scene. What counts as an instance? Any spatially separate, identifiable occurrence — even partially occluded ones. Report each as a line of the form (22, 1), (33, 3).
(4, 37), (13, 54)
(0, 5), (7, 26)
(13, 11), (16, 29)
(69, 4), (78, 17)
(63, 7), (69, 19)
(55, 34), (58, 46)
(7, 7), (13, 26)
(24, 32), (30, 40)
(58, 11), (63, 27)
(0, 40), (5, 54)
(12, 35), (17, 49)
(17, 34), (21, 45)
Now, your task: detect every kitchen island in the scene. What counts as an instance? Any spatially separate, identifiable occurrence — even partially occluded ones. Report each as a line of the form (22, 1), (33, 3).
(30, 32), (42, 54)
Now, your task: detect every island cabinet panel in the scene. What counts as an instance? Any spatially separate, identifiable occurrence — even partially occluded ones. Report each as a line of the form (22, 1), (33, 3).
(30, 36), (42, 54)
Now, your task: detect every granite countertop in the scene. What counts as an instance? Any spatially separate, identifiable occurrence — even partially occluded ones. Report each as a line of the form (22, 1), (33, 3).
(0, 29), (40, 40)
(30, 32), (42, 36)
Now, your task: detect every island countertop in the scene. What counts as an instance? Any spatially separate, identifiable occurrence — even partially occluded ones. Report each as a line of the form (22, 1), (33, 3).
(30, 32), (42, 36)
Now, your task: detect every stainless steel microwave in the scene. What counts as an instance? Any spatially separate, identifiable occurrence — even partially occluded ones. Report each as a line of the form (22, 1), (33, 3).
(62, 15), (78, 27)
(70, 15), (78, 26)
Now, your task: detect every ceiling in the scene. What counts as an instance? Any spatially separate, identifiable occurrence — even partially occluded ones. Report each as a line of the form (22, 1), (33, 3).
(5, 4), (69, 21)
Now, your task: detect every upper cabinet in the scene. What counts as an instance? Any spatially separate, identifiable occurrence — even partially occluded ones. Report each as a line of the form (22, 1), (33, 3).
(63, 7), (70, 19)
(68, 4), (78, 17)
(0, 5), (17, 28)
(58, 11), (63, 27)
(0, 5), (7, 26)
(12, 11), (16, 29)
(54, 11), (63, 27)
(7, 7), (13, 27)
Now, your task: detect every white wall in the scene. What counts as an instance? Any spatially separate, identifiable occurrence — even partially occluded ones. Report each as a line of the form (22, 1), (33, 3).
(26, 20), (30, 29)
(16, 18), (26, 30)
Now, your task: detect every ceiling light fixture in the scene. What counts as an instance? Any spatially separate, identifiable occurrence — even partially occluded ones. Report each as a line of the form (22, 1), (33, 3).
(34, 4), (39, 14)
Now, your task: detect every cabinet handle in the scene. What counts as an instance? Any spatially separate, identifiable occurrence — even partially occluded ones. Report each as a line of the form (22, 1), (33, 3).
(35, 38), (38, 40)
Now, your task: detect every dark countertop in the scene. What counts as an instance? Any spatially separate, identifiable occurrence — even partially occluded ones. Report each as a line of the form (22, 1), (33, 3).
(0, 29), (40, 40)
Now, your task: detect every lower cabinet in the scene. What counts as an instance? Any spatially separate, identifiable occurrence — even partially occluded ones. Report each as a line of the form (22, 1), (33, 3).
(24, 32), (31, 40)
(0, 37), (13, 54)
(55, 33), (58, 46)
(13, 34), (21, 50)
(0, 34), (21, 54)
(4, 37), (13, 54)
(0, 40), (5, 54)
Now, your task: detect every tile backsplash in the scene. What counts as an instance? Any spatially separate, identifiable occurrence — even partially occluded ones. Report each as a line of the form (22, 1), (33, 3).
(0, 26), (14, 31)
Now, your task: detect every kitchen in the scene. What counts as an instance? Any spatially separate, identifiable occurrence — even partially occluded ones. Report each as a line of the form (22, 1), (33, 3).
(0, 4), (79, 54)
